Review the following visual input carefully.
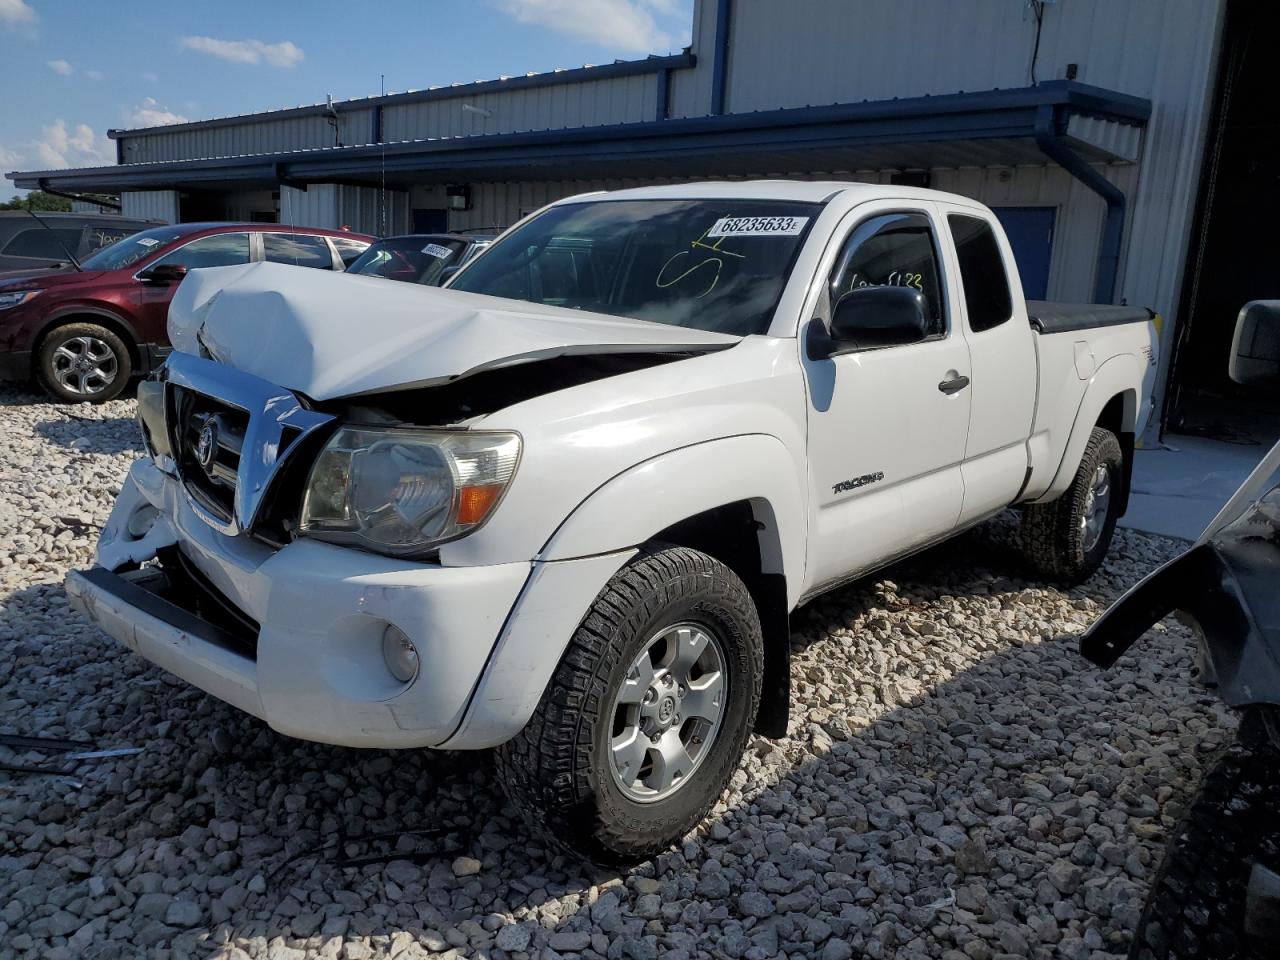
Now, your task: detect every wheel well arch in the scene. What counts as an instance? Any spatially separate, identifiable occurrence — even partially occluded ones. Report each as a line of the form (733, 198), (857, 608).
(654, 499), (791, 738)
(32, 310), (143, 375)
(1096, 390), (1137, 516)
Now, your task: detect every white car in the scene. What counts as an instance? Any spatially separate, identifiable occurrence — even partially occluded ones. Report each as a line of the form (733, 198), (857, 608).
(67, 181), (1158, 861)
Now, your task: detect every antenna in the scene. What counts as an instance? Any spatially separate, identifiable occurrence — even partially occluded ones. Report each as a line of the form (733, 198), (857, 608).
(24, 207), (82, 271)
(379, 74), (387, 236)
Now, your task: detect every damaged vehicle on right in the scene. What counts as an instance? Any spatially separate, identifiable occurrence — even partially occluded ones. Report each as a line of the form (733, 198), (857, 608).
(67, 181), (1158, 861)
(1082, 300), (1280, 960)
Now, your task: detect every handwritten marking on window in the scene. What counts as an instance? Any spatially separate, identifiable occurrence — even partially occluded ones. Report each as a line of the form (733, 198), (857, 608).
(656, 226), (743, 298)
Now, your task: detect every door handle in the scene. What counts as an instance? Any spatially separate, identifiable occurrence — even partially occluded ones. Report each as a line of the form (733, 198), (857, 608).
(938, 374), (970, 394)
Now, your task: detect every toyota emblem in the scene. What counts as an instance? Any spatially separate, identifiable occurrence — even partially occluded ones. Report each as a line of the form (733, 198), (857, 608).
(196, 418), (218, 471)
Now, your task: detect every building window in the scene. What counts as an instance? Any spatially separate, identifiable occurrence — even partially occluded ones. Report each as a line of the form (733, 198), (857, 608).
(948, 214), (1013, 332)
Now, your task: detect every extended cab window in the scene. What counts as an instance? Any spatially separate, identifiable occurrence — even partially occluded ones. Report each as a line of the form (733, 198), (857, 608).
(449, 199), (820, 336)
(829, 212), (945, 337)
(154, 233), (251, 270)
(263, 233), (335, 270)
(948, 214), (1013, 332)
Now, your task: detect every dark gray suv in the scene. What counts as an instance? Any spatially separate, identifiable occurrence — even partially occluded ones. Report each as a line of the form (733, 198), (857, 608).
(0, 211), (159, 276)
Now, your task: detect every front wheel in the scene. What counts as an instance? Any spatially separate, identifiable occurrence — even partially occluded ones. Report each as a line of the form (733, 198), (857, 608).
(36, 322), (132, 403)
(1128, 719), (1280, 959)
(1020, 425), (1123, 584)
(496, 544), (764, 863)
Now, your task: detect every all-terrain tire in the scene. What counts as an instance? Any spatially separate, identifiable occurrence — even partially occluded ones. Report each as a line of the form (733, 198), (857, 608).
(495, 544), (764, 864)
(1020, 425), (1123, 584)
(36, 322), (133, 404)
(1128, 729), (1280, 959)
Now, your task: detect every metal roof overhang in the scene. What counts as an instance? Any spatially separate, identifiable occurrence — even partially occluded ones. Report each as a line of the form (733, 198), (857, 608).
(8, 80), (1150, 193)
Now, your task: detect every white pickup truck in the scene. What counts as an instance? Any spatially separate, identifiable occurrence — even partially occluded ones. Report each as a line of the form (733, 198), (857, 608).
(67, 181), (1157, 861)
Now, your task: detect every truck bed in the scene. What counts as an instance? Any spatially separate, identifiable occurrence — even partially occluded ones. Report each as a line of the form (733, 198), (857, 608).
(1027, 301), (1154, 335)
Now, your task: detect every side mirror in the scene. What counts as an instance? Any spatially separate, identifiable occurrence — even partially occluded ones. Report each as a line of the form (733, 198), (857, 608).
(828, 285), (930, 353)
(141, 263), (188, 285)
(436, 264), (463, 287)
(1231, 301), (1280, 386)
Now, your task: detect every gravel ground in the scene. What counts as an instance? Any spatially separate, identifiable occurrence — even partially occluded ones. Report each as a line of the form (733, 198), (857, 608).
(0, 385), (1233, 960)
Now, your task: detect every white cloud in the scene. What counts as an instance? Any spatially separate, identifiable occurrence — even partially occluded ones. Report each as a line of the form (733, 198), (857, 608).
(179, 35), (304, 68)
(141, 71), (159, 83)
(496, 0), (684, 52)
(84, 68), (104, 81)
(47, 58), (73, 76)
(0, 0), (36, 27)
(30, 120), (113, 169)
(126, 97), (189, 128)
(0, 143), (22, 169)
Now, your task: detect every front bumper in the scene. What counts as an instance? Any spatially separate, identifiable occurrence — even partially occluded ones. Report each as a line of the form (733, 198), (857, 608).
(0, 349), (31, 382)
(73, 458), (532, 748)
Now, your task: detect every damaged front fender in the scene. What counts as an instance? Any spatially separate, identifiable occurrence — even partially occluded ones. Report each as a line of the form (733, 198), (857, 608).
(1080, 537), (1280, 708)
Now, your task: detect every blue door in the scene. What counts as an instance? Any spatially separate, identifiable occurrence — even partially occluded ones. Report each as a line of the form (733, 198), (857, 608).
(991, 206), (1056, 300)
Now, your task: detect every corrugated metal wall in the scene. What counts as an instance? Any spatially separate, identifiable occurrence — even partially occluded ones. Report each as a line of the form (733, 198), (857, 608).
(280, 185), (338, 229)
(120, 190), (179, 223)
(119, 111), (372, 164)
(382, 74), (659, 142)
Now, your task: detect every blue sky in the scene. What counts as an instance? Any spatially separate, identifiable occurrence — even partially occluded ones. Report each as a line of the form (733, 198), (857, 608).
(0, 0), (693, 193)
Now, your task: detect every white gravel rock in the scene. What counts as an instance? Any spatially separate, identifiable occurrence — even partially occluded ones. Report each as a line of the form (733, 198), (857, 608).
(0, 386), (1233, 958)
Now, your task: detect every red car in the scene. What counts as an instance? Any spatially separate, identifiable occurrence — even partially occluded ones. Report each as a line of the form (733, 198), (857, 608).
(0, 222), (372, 403)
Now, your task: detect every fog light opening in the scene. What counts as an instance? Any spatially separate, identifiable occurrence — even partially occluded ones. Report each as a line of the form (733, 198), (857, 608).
(381, 624), (419, 684)
(126, 505), (160, 539)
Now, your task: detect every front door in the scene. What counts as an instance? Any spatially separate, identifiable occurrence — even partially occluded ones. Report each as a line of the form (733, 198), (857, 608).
(804, 202), (972, 590)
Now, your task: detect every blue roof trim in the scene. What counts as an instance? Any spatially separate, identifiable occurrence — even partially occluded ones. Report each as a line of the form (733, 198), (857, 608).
(105, 52), (697, 139)
(10, 81), (1152, 191)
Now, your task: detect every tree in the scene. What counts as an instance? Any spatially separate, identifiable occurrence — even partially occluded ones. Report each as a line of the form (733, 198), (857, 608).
(0, 191), (74, 212)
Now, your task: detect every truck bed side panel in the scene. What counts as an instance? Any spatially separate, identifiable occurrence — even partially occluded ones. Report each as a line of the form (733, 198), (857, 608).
(1023, 317), (1154, 502)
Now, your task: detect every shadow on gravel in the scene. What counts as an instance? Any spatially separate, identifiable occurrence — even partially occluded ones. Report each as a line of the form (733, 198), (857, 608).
(0, 525), (1233, 959)
(31, 414), (141, 456)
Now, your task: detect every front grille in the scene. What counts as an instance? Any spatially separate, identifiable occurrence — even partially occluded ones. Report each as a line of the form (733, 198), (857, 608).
(169, 385), (249, 525)
(158, 352), (335, 537)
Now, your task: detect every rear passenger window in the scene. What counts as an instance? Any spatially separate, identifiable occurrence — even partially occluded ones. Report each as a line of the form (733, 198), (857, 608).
(948, 215), (1013, 332)
(3, 227), (83, 260)
(829, 212), (945, 337)
(263, 233), (335, 269)
(330, 236), (370, 267)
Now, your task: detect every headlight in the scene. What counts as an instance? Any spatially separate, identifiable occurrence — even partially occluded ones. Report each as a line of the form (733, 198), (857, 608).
(0, 289), (40, 311)
(299, 426), (520, 556)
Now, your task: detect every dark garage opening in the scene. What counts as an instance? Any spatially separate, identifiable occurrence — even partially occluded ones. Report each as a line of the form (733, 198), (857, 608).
(1167, 0), (1280, 444)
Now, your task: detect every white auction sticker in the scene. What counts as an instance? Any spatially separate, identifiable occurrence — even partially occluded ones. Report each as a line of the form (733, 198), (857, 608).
(707, 215), (809, 238)
(136, 237), (160, 247)
(421, 243), (453, 259)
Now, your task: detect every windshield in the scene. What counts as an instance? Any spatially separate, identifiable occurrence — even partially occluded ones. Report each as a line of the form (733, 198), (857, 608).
(345, 236), (467, 285)
(80, 225), (191, 271)
(448, 199), (821, 335)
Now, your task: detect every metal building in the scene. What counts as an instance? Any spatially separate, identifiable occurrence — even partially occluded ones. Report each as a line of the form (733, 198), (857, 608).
(7, 0), (1272, 437)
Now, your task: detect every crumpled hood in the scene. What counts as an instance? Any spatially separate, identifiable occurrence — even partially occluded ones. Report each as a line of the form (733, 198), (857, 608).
(167, 261), (738, 401)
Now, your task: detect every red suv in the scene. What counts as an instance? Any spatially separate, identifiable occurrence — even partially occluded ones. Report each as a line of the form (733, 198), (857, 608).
(0, 222), (372, 402)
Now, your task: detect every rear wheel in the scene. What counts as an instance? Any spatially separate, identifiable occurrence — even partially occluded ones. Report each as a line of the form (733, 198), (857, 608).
(496, 544), (764, 863)
(1020, 426), (1123, 584)
(36, 322), (132, 404)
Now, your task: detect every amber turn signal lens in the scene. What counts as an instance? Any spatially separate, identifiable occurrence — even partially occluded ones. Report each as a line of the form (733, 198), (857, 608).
(456, 483), (505, 525)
